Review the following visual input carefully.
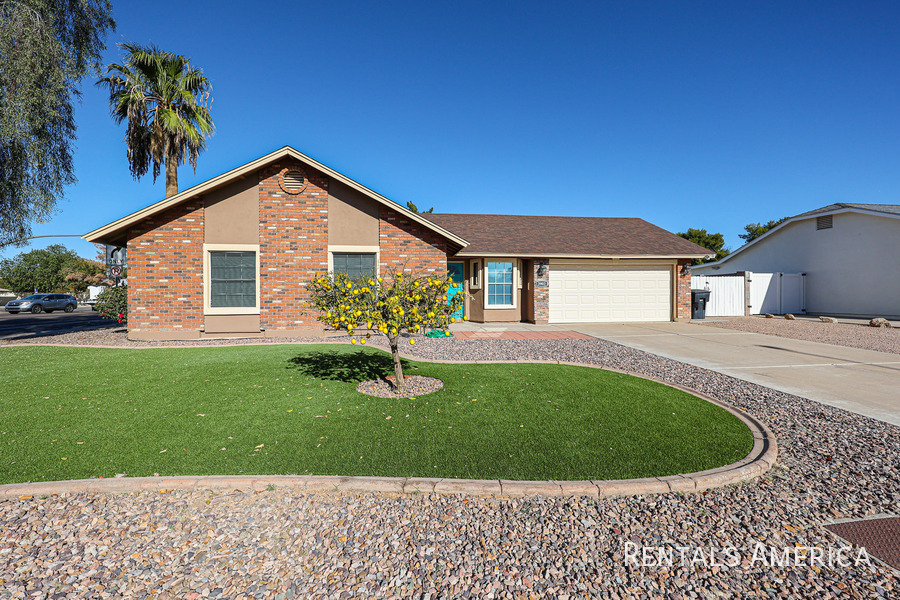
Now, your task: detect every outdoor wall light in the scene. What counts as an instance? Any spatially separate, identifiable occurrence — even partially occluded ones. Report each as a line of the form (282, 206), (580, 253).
(537, 263), (548, 277)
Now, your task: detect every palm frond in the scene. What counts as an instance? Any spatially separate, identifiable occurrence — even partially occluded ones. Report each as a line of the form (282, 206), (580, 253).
(97, 41), (215, 189)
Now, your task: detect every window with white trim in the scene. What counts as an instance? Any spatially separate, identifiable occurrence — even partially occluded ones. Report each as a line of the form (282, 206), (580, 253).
(209, 251), (256, 308)
(332, 252), (376, 278)
(486, 261), (514, 307)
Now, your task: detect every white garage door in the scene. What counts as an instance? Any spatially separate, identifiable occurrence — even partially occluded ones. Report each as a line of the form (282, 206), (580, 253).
(549, 264), (672, 323)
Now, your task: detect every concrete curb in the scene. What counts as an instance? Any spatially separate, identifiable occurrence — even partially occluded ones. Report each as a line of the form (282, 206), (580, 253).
(0, 349), (777, 500)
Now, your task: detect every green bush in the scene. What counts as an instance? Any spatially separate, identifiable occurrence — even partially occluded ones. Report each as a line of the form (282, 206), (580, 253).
(95, 285), (128, 324)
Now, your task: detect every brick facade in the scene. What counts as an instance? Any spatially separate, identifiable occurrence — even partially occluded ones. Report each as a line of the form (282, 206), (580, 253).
(126, 200), (205, 335)
(533, 259), (549, 323)
(378, 206), (448, 275)
(258, 162), (329, 330)
(676, 259), (692, 320)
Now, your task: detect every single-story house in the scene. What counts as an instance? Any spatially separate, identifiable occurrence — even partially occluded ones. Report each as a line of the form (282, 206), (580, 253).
(692, 203), (900, 318)
(84, 146), (709, 340)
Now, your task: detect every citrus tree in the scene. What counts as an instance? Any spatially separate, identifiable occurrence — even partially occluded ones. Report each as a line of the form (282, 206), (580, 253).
(308, 270), (465, 394)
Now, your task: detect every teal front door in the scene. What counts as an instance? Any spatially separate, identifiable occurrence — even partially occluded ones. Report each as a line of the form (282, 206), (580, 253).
(447, 262), (465, 319)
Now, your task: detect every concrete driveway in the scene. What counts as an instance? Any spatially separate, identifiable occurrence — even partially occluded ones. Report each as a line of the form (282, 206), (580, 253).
(564, 321), (900, 427)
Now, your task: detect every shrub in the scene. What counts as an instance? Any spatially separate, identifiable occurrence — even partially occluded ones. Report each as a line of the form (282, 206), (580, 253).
(95, 285), (128, 324)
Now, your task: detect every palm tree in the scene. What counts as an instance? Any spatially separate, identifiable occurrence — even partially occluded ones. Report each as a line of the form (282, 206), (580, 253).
(98, 43), (214, 197)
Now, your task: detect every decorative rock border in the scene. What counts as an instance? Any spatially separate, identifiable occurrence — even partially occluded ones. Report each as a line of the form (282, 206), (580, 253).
(0, 353), (777, 500)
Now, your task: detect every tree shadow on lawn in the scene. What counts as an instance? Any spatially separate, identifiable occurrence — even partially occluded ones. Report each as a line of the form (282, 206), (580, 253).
(287, 350), (414, 383)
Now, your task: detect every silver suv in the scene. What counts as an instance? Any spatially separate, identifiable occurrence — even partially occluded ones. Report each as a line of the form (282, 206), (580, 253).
(4, 294), (78, 314)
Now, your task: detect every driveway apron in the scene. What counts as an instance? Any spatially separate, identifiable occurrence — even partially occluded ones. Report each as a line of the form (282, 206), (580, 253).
(565, 321), (900, 427)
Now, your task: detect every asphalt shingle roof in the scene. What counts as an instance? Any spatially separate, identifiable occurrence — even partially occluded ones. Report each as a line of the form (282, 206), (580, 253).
(793, 203), (900, 218)
(420, 213), (711, 257)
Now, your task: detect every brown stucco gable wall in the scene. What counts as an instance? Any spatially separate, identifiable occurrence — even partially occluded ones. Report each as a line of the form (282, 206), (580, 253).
(328, 179), (379, 246)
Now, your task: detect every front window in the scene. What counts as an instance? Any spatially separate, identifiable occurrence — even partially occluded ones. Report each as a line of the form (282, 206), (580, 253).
(486, 261), (514, 307)
(210, 251), (256, 307)
(332, 252), (376, 279)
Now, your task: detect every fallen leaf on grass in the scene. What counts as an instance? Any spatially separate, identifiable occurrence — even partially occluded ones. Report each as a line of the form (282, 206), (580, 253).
(159, 449), (168, 453)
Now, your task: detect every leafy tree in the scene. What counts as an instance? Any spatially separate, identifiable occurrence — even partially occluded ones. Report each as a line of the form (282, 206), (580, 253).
(307, 270), (464, 394)
(0, 0), (115, 246)
(98, 42), (214, 197)
(677, 228), (730, 265)
(0, 243), (100, 295)
(406, 200), (433, 214)
(61, 256), (106, 295)
(739, 217), (789, 243)
(95, 284), (126, 323)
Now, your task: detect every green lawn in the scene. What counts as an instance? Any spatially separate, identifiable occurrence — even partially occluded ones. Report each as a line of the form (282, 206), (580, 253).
(0, 345), (752, 483)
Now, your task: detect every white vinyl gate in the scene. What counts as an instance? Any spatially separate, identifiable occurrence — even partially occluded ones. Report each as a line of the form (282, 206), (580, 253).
(749, 272), (805, 315)
(691, 272), (805, 316)
(691, 275), (744, 317)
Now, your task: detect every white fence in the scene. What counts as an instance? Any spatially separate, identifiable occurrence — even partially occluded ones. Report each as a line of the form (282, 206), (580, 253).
(691, 275), (745, 317)
(692, 272), (805, 317)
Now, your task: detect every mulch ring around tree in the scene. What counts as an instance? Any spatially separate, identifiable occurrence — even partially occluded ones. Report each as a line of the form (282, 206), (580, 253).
(357, 375), (444, 398)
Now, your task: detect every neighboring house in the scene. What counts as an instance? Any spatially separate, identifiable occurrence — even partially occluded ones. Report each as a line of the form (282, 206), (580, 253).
(84, 146), (709, 340)
(0, 288), (16, 307)
(692, 203), (900, 318)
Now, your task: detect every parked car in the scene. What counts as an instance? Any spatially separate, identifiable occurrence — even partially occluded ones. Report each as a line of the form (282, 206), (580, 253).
(4, 294), (78, 314)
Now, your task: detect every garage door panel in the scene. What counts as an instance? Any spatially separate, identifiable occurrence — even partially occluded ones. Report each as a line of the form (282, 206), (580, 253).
(549, 264), (672, 323)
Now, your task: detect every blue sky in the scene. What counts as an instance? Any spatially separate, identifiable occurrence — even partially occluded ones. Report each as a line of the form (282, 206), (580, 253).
(7, 1), (900, 260)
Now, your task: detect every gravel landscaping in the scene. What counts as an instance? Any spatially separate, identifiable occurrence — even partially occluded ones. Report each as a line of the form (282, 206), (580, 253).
(702, 316), (900, 355)
(356, 375), (444, 398)
(1, 333), (899, 598)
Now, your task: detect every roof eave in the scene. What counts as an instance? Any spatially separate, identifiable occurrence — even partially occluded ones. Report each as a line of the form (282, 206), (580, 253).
(453, 252), (710, 259)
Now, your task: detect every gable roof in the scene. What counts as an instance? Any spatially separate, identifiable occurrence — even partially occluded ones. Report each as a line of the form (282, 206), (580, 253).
(421, 213), (711, 258)
(792, 203), (900, 218)
(83, 146), (469, 248)
(693, 202), (900, 270)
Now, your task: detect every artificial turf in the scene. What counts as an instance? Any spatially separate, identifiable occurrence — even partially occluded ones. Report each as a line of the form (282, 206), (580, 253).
(0, 344), (753, 483)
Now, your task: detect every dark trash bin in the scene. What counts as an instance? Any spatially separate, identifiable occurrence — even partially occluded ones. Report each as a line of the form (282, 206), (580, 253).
(691, 289), (711, 320)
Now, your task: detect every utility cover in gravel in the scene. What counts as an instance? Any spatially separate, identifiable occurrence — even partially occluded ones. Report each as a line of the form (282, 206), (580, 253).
(826, 516), (900, 571)
(357, 375), (444, 398)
